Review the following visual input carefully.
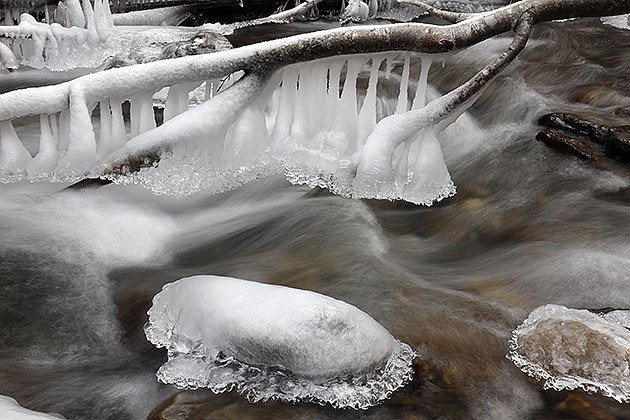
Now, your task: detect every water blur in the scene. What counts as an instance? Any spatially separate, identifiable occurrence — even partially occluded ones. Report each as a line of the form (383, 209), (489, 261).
(1, 17), (630, 420)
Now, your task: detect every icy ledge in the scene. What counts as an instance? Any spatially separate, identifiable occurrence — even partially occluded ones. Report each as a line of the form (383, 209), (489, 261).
(145, 275), (416, 409)
(507, 304), (630, 403)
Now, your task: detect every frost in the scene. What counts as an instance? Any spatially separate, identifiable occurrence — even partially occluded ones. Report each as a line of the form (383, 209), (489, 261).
(507, 304), (630, 403)
(145, 275), (416, 409)
(0, 395), (66, 419)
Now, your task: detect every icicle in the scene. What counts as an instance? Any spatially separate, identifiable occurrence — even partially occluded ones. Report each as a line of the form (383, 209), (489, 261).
(139, 91), (156, 134)
(333, 58), (364, 148)
(93, 0), (111, 41)
(270, 67), (299, 143)
(54, 1), (68, 26)
(109, 99), (127, 151)
(0, 120), (32, 172)
(56, 91), (97, 176)
(289, 68), (310, 140)
(97, 100), (113, 159)
(356, 56), (383, 146)
(394, 139), (412, 187)
(223, 103), (269, 165)
(129, 94), (141, 137)
(65, 0), (85, 28)
(395, 54), (411, 114)
(411, 55), (433, 110)
(164, 83), (198, 122)
(58, 109), (70, 152)
(102, 0), (114, 28)
(305, 63), (329, 139)
(0, 41), (18, 70)
(82, 0), (99, 47)
(403, 127), (455, 205)
(27, 114), (59, 177)
(368, 0), (378, 17)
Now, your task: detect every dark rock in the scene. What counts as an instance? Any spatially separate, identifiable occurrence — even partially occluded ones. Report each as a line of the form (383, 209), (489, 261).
(538, 113), (612, 144)
(535, 129), (598, 161)
(606, 126), (630, 161)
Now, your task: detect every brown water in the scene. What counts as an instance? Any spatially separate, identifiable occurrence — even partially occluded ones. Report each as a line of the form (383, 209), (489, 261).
(0, 17), (629, 420)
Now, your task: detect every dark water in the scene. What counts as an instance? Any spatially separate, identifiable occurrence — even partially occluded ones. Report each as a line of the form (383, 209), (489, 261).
(1, 17), (630, 419)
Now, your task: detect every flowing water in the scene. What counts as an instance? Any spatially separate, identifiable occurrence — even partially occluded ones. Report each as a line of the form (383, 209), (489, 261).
(1, 17), (630, 419)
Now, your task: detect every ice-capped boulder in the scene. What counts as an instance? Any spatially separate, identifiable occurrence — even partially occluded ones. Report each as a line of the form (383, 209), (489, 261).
(507, 304), (630, 403)
(145, 275), (416, 409)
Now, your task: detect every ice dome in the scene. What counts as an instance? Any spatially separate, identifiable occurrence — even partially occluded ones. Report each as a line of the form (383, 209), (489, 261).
(145, 275), (416, 409)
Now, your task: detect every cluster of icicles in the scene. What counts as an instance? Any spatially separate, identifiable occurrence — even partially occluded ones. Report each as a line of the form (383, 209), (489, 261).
(0, 52), (456, 206)
(0, 0), (113, 70)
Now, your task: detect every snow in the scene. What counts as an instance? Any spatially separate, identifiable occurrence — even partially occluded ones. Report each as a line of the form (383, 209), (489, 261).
(145, 275), (416, 409)
(507, 304), (630, 403)
(0, 395), (66, 420)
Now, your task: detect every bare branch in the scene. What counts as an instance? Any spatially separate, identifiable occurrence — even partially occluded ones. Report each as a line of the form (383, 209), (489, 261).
(398, 0), (474, 23)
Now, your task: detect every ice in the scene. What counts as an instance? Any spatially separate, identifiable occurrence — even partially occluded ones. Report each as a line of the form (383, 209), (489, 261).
(0, 120), (32, 175)
(601, 14), (630, 30)
(341, 0), (369, 23)
(65, 0), (86, 28)
(507, 304), (630, 403)
(0, 395), (66, 419)
(603, 310), (630, 329)
(0, 48), (457, 205)
(145, 275), (416, 409)
(0, 40), (17, 70)
(27, 114), (59, 178)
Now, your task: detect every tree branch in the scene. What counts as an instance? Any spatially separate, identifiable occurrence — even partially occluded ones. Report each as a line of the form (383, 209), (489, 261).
(399, 0), (474, 23)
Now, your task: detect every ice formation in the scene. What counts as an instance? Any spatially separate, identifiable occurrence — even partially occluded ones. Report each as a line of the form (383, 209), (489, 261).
(601, 13), (630, 30)
(145, 275), (416, 409)
(507, 304), (630, 403)
(0, 395), (66, 419)
(0, 47), (456, 205)
(0, 0), (113, 70)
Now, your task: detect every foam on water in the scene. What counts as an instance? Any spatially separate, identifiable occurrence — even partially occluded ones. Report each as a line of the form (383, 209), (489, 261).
(145, 275), (416, 409)
(507, 304), (630, 403)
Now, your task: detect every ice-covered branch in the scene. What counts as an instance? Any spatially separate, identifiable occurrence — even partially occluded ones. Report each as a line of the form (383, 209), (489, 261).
(399, 0), (474, 22)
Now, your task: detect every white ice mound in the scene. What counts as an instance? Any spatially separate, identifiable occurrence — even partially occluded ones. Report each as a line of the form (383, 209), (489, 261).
(507, 304), (630, 403)
(0, 395), (65, 419)
(145, 275), (416, 409)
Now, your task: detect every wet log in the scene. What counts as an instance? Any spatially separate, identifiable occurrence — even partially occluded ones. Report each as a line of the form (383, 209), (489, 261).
(535, 128), (598, 161)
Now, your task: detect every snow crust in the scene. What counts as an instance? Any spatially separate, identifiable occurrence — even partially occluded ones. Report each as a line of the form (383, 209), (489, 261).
(0, 395), (66, 420)
(145, 275), (416, 409)
(507, 304), (630, 403)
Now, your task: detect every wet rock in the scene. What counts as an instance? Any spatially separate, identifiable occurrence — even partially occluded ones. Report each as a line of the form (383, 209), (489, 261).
(535, 129), (598, 161)
(162, 31), (233, 59)
(606, 126), (630, 161)
(539, 112), (611, 143)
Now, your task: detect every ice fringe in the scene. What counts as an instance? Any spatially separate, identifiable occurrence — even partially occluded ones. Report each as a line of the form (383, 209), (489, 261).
(145, 275), (417, 409)
(507, 304), (630, 403)
(0, 49), (456, 206)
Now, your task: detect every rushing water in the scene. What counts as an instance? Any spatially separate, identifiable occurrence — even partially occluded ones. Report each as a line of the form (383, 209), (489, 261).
(1, 17), (630, 420)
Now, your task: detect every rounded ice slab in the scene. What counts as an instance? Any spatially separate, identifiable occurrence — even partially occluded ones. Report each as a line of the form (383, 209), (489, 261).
(145, 275), (416, 409)
(0, 395), (65, 419)
(507, 304), (630, 403)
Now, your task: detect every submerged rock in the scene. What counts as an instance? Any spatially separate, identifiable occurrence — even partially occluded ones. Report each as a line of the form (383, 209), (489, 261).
(145, 275), (416, 409)
(507, 304), (630, 403)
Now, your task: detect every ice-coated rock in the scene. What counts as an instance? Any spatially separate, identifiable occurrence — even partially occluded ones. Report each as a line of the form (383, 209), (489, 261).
(507, 304), (630, 403)
(0, 395), (66, 419)
(145, 275), (416, 409)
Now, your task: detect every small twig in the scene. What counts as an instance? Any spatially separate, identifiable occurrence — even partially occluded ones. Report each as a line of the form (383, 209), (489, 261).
(398, 0), (475, 23)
